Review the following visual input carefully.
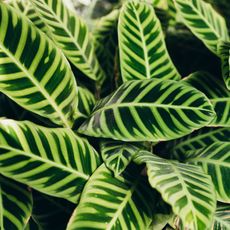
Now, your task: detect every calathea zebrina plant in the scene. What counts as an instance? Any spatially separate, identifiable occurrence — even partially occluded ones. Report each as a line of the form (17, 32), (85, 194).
(0, 0), (229, 229)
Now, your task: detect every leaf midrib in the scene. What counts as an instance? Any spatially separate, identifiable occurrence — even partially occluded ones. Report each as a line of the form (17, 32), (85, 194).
(0, 145), (89, 180)
(0, 43), (71, 129)
(132, 3), (151, 79)
(178, 0), (223, 39)
(91, 102), (213, 116)
(106, 176), (140, 230)
(187, 157), (230, 167)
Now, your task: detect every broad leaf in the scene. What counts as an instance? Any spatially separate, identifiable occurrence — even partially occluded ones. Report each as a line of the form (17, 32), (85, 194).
(0, 119), (101, 203)
(0, 176), (32, 229)
(67, 164), (156, 230)
(134, 151), (216, 230)
(184, 72), (230, 127)
(8, 0), (47, 32)
(218, 41), (230, 90)
(212, 204), (230, 230)
(118, 0), (180, 82)
(100, 141), (140, 176)
(31, 0), (105, 82)
(0, 2), (78, 128)
(184, 142), (230, 203)
(173, 0), (229, 53)
(79, 79), (215, 142)
(162, 127), (230, 159)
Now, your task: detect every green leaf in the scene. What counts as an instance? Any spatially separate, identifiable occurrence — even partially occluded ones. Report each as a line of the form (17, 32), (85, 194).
(0, 176), (32, 230)
(31, 0), (105, 82)
(118, 0), (180, 82)
(66, 164), (156, 230)
(218, 41), (230, 90)
(0, 2), (78, 128)
(0, 119), (101, 203)
(184, 72), (230, 127)
(134, 151), (216, 230)
(7, 0), (48, 33)
(77, 86), (96, 118)
(94, 9), (119, 81)
(212, 204), (230, 230)
(184, 142), (230, 203)
(100, 141), (140, 176)
(173, 0), (229, 54)
(79, 79), (215, 142)
(163, 127), (230, 160)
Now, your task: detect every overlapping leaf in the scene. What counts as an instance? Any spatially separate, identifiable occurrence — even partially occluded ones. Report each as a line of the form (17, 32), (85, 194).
(0, 2), (78, 128)
(100, 141), (140, 176)
(0, 176), (32, 230)
(7, 0), (47, 32)
(162, 127), (230, 160)
(173, 0), (229, 53)
(31, 0), (105, 82)
(184, 142), (230, 203)
(79, 79), (215, 142)
(212, 204), (230, 230)
(118, 0), (180, 82)
(134, 151), (216, 230)
(94, 10), (119, 84)
(0, 119), (101, 203)
(77, 86), (95, 118)
(67, 164), (156, 230)
(218, 41), (230, 90)
(184, 72), (230, 126)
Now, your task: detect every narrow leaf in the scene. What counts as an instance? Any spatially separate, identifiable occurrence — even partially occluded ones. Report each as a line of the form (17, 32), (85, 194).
(67, 164), (156, 230)
(173, 0), (229, 53)
(134, 151), (216, 230)
(31, 0), (105, 82)
(100, 141), (140, 176)
(118, 0), (180, 82)
(0, 2), (78, 128)
(0, 119), (101, 203)
(79, 79), (215, 142)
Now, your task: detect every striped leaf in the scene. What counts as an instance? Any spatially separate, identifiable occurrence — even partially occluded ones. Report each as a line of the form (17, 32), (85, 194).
(0, 119), (101, 203)
(173, 0), (229, 54)
(32, 191), (74, 230)
(100, 141), (140, 176)
(162, 127), (230, 160)
(118, 0), (181, 82)
(218, 41), (230, 90)
(184, 142), (230, 203)
(94, 9), (119, 81)
(0, 2), (78, 128)
(212, 204), (230, 230)
(77, 86), (95, 118)
(78, 79), (215, 142)
(67, 164), (156, 230)
(31, 0), (105, 82)
(184, 72), (230, 127)
(7, 0), (47, 32)
(0, 176), (33, 230)
(134, 151), (216, 230)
